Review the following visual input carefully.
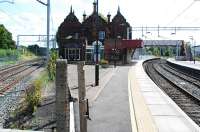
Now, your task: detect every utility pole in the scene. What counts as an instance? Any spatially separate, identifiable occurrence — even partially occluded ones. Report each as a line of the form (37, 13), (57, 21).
(36, 0), (50, 62)
(95, 0), (99, 86)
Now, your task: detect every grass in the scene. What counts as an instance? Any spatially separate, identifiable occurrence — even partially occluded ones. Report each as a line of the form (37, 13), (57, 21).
(38, 70), (50, 85)
(19, 51), (37, 61)
(0, 49), (37, 67)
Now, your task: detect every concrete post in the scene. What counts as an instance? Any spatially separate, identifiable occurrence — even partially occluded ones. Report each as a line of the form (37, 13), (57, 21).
(55, 59), (70, 132)
(77, 61), (87, 132)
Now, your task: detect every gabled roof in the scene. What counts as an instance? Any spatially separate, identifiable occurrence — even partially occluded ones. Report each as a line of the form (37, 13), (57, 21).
(63, 6), (81, 24)
(112, 6), (126, 23)
(56, 6), (81, 44)
(82, 12), (107, 27)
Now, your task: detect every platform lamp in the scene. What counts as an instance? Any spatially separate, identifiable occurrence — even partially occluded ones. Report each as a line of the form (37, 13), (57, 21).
(95, 0), (99, 86)
(189, 36), (195, 64)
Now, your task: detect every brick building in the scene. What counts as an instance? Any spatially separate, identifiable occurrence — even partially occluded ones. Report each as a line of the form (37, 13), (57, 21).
(56, 1), (141, 63)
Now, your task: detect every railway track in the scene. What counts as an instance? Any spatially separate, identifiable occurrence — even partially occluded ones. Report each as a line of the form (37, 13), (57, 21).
(0, 58), (44, 70)
(0, 58), (44, 93)
(143, 59), (200, 126)
(0, 58), (45, 125)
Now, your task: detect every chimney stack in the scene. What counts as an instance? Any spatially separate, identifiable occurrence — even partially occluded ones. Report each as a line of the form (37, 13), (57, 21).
(83, 11), (86, 21)
(107, 12), (111, 23)
(93, 1), (97, 13)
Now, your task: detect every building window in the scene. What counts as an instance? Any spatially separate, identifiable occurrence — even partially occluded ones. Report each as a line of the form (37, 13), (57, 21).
(65, 48), (80, 61)
(75, 33), (79, 39)
(99, 31), (105, 40)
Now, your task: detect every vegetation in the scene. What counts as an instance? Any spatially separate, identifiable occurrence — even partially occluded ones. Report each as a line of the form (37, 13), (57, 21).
(195, 56), (200, 61)
(47, 50), (58, 81)
(25, 79), (42, 113)
(100, 59), (109, 68)
(163, 47), (174, 57)
(145, 47), (161, 56)
(0, 49), (19, 58)
(0, 48), (37, 67)
(0, 24), (15, 49)
(145, 46), (174, 57)
(27, 44), (40, 56)
(5, 71), (49, 129)
(100, 59), (108, 65)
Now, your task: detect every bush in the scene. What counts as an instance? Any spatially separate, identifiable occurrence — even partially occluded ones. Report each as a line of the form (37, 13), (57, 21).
(25, 79), (42, 113)
(47, 50), (58, 81)
(0, 49), (7, 57)
(100, 59), (108, 65)
(0, 49), (20, 59)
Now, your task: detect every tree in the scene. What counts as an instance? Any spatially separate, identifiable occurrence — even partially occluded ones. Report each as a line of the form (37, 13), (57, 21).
(27, 44), (39, 55)
(0, 24), (15, 49)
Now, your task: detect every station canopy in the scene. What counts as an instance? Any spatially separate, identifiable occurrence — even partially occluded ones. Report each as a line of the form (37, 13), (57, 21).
(143, 40), (182, 46)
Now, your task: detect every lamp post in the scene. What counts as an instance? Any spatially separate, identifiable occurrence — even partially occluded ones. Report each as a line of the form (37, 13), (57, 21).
(95, 0), (99, 86)
(170, 31), (178, 58)
(36, 0), (50, 63)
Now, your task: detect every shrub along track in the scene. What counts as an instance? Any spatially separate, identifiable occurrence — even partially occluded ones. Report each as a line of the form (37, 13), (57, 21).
(143, 58), (200, 126)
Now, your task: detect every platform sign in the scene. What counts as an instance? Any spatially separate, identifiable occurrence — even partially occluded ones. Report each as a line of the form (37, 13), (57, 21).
(92, 41), (102, 62)
(110, 49), (120, 60)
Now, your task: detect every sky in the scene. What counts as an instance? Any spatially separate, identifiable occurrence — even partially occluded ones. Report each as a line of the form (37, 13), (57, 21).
(0, 0), (200, 47)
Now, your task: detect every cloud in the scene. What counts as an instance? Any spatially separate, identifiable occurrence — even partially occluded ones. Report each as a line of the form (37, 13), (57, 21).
(1, 11), (45, 41)
(15, 0), (35, 4)
(1, 0), (200, 45)
(0, 12), (9, 22)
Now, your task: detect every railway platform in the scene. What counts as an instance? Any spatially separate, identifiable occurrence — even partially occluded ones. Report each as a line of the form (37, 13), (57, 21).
(128, 60), (200, 132)
(167, 58), (200, 70)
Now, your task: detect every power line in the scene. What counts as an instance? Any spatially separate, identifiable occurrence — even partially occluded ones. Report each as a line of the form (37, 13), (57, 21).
(0, 8), (25, 27)
(165, 1), (195, 26)
(0, 0), (14, 4)
(132, 26), (200, 31)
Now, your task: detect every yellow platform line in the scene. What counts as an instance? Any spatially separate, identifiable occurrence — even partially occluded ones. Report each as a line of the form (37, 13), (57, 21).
(128, 66), (158, 132)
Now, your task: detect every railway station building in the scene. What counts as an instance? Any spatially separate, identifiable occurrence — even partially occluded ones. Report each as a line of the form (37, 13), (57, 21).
(56, 1), (142, 63)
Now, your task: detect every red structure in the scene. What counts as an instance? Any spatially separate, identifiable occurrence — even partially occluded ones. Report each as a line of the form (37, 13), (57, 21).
(104, 39), (143, 63)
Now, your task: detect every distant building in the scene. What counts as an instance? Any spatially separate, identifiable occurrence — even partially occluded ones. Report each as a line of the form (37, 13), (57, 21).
(56, 1), (142, 63)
